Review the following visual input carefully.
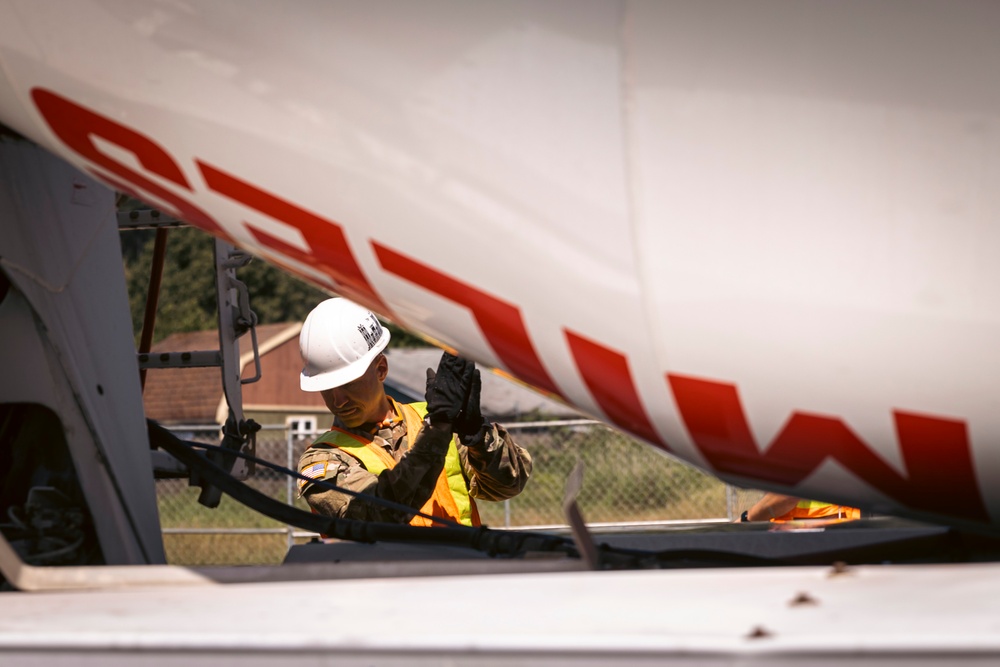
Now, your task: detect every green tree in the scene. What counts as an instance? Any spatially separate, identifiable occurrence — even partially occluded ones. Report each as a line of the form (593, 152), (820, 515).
(122, 225), (427, 347)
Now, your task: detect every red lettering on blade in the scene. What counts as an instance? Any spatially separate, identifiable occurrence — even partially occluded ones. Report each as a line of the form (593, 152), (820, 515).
(565, 330), (668, 449)
(31, 88), (229, 240)
(373, 243), (564, 399)
(668, 373), (988, 522)
(198, 161), (390, 316)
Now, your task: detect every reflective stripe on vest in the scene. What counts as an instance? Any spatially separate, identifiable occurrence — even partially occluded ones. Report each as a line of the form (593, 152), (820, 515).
(775, 500), (861, 521)
(311, 400), (480, 527)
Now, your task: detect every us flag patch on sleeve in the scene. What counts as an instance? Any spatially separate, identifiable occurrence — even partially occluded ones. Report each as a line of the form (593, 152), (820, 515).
(298, 461), (327, 490)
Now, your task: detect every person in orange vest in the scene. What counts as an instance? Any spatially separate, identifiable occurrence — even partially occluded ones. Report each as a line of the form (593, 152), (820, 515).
(742, 492), (861, 523)
(296, 298), (532, 526)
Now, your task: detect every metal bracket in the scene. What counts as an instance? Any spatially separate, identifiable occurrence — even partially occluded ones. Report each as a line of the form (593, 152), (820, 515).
(213, 239), (261, 432)
(192, 240), (262, 507)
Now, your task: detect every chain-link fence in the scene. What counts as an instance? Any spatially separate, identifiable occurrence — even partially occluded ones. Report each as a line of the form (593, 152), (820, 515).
(157, 422), (768, 566)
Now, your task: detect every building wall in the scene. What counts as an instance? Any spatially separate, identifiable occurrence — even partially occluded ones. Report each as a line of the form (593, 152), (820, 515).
(245, 409), (333, 431)
(241, 337), (326, 411)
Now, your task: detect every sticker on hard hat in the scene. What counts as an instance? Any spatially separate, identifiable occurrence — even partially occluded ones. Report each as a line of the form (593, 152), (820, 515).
(358, 315), (383, 351)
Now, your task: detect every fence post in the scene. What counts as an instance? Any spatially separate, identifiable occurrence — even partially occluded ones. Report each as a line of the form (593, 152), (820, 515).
(286, 426), (294, 552)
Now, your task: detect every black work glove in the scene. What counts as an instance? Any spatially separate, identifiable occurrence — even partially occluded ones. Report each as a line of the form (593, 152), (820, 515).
(425, 352), (475, 427)
(454, 366), (485, 442)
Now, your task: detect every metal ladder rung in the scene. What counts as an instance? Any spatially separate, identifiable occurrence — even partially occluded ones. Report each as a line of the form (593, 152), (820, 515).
(137, 350), (222, 370)
(117, 209), (187, 230)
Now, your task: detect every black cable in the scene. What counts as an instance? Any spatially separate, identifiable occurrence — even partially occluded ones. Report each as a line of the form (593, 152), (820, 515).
(148, 421), (584, 561)
(149, 421), (802, 569)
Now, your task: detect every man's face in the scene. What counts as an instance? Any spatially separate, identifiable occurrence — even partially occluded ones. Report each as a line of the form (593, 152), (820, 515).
(320, 355), (389, 429)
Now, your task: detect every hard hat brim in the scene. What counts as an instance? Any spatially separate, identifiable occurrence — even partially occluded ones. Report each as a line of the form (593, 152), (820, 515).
(299, 334), (389, 392)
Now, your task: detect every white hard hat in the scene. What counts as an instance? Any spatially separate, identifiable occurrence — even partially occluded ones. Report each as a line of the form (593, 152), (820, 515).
(299, 298), (391, 392)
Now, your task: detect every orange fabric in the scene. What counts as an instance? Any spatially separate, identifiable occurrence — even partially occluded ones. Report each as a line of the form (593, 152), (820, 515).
(395, 402), (470, 527)
(774, 500), (861, 522)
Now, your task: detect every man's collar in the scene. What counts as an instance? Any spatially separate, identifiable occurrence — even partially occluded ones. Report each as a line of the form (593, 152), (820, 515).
(378, 397), (405, 430)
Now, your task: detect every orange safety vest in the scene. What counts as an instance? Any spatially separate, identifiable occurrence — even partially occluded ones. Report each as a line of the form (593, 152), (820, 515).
(309, 400), (481, 527)
(773, 500), (861, 522)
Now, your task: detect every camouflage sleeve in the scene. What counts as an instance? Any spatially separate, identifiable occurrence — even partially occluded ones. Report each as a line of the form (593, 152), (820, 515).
(459, 422), (533, 502)
(299, 424), (453, 523)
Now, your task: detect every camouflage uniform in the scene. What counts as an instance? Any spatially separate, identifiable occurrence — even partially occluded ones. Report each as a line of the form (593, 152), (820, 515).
(298, 398), (532, 523)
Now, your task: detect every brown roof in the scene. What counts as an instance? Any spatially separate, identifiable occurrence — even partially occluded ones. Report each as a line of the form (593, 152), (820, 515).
(142, 322), (323, 425)
(241, 328), (327, 413)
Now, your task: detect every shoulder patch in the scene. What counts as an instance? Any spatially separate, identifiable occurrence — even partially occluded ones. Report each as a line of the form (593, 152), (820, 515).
(298, 461), (327, 491)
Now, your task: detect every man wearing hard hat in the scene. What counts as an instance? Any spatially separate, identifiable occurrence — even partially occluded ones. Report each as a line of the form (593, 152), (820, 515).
(295, 298), (532, 526)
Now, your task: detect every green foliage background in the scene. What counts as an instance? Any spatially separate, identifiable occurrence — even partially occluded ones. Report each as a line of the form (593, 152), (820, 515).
(121, 225), (426, 346)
